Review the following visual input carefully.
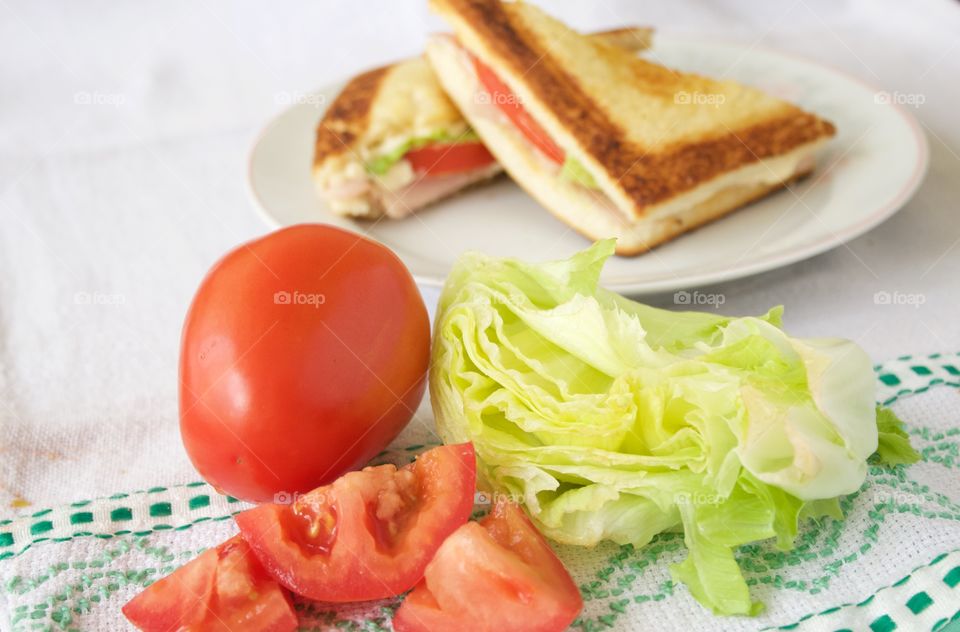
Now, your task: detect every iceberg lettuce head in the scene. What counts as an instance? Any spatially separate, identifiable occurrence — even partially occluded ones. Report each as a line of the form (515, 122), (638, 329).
(429, 241), (878, 615)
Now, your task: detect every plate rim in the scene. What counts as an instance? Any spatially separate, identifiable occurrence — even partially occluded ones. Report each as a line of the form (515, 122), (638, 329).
(246, 35), (929, 294)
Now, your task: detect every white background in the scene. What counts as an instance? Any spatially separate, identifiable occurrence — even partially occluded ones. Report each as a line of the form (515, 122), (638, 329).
(1, 0), (958, 508)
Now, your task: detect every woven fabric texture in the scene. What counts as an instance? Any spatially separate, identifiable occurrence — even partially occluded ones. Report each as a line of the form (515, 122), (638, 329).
(1, 353), (959, 631)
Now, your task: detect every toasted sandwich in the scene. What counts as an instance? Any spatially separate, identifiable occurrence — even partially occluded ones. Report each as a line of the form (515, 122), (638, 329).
(425, 0), (836, 255)
(313, 26), (653, 219)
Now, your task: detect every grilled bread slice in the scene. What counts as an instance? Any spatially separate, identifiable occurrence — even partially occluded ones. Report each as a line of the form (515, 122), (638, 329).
(313, 26), (654, 219)
(426, 0), (835, 254)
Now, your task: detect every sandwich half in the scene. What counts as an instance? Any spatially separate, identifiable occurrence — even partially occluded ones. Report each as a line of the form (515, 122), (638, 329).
(313, 26), (653, 219)
(425, 0), (837, 255)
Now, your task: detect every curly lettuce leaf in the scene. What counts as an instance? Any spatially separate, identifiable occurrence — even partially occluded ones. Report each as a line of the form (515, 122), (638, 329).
(430, 240), (880, 616)
(874, 406), (921, 465)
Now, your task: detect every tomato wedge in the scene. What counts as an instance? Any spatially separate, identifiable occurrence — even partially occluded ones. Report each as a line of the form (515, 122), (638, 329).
(235, 443), (476, 602)
(122, 535), (297, 632)
(472, 56), (565, 164)
(393, 499), (582, 632)
(405, 141), (495, 176)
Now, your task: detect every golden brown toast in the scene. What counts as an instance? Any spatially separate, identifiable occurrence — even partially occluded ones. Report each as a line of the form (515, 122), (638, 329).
(428, 0), (836, 223)
(313, 57), (466, 180)
(312, 26), (654, 180)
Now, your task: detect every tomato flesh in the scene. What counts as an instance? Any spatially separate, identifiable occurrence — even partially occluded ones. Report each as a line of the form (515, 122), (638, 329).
(405, 141), (495, 176)
(235, 443), (477, 602)
(122, 535), (297, 632)
(179, 224), (430, 503)
(472, 56), (565, 164)
(393, 499), (582, 632)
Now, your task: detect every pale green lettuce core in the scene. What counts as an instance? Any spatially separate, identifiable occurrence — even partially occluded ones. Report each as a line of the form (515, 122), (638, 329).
(429, 240), (880, 616)
(365, 129), (481, 175)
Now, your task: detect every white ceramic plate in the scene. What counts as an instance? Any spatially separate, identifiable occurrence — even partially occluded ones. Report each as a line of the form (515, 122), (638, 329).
(247, 36), (928, 294)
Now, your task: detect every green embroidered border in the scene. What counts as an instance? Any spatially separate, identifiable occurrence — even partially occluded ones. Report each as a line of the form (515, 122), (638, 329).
(6, 537), (211, 630)
(1, 354), (959, 632)
(760, 550), (960, 630)
(936, 609), (960, 632)
(873, 351), (960, 406)
(0, 443), (439, 562)
(0, 491), (246, 562)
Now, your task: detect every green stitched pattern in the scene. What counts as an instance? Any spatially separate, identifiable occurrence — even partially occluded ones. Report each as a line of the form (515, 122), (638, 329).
(944, 566), (960, 588)
(906, 591), (933, 614)
(5, 532), (401, 631)
(0, 533), (12, 547)
(69, 512), (93, 525)
(148, 503), (171, 518)
(5, 536), (212, 631)
(109, 507), (132, 522)
(869, 615), (896, 632)
(932, 612), (960, 632)
(187, 495), (209, 510)
(28, 522), (52, 536)
(879, 374), (902, 386)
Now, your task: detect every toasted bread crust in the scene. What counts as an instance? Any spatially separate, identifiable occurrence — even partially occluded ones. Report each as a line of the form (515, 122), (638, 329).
(602, 171), (813, 255)
(313, 65), (391, 166)
(591, 26), (653, 53)
(611, 112), (833, 209)
(430, 0), (835, 216)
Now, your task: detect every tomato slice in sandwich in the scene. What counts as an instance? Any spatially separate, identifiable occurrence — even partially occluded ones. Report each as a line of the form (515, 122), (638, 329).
(122, 535), (297, 632)
(235, 443), (476, 602)
(405, 141), (495, 176)
(472, 56), (566, 164)
(393, 498), (583, 632)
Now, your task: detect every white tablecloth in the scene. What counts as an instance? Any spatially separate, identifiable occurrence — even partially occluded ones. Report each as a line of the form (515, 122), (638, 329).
(1, 0), (958, 522)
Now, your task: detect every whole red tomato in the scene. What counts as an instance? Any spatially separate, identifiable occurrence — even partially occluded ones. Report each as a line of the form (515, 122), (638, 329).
(179, 224), (429, 502)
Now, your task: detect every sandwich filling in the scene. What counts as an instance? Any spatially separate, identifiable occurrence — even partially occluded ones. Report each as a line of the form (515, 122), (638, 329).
(314, 55), (502, 219)
(316, 129), (498, 218)
(467, 49), (600, 191)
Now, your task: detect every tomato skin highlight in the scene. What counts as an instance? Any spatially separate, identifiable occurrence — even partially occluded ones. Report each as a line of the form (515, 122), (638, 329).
(405, 141), (495, 176)
(472, 56), (566, 164)
(393, 499), (583, 632)
(236, 443), (477, 602)
(179, 224), (430, 503)
(122, 535), (297, 632)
